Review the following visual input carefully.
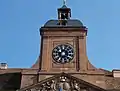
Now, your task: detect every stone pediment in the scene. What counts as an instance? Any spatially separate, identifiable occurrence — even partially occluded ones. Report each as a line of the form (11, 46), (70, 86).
(19, 73), (106, 91)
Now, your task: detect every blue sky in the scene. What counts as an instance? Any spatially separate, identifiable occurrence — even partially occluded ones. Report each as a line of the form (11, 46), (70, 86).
(0, 0), (120, 70)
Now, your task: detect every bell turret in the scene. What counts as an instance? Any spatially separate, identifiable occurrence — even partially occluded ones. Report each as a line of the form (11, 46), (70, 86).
(58, 0), (71, 25)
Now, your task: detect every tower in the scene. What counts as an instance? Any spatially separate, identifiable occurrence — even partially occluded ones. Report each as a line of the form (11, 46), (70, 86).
(19, 1), (114, 91)
(38, 1), (90, 73)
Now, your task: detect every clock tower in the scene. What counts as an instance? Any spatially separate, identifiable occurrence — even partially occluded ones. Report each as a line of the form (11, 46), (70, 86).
(38, 3), (89, 73)
(1, 1), (120, 91)
(19, 2), (113, 91)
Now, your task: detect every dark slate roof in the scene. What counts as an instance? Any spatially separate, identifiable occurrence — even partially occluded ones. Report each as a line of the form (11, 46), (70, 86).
(44, 19), (84, 27)
(0, 73), (21, 91)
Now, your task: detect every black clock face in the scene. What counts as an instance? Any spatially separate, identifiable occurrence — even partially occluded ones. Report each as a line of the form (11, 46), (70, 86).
(52, 44), (74, 64)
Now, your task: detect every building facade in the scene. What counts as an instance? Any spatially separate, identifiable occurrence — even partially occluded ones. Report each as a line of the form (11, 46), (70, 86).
(0, 2), (120, 91)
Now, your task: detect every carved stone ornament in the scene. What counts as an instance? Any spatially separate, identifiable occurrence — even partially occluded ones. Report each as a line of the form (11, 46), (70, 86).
(24, 77), (87, 91)
(19, 73), (106, 91)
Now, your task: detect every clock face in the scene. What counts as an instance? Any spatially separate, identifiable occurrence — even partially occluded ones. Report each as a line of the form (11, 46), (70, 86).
(52, 44), (74, 64)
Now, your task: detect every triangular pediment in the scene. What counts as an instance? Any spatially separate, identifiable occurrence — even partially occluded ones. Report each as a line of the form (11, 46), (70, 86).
(19, 73), (106, 91)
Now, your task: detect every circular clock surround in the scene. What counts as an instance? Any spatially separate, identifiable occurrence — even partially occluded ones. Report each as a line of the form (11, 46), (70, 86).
(52, 44), (74, 64)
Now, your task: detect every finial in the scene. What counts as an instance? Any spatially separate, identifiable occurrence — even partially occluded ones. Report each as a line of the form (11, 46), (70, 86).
(63, 0), (67, 5)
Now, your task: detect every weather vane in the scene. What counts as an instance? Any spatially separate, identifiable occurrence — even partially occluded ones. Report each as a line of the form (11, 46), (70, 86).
(63, 0), (67, 5)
